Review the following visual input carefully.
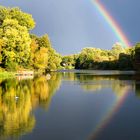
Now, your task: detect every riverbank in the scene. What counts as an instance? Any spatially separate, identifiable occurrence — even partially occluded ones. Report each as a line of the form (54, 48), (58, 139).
(0, 70), (34, 79)
(0, 70), (46, 79)
(0, 71), (15, 78)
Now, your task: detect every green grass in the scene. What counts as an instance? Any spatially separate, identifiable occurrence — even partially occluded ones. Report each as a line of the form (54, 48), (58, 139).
(0, 71), (15, 78)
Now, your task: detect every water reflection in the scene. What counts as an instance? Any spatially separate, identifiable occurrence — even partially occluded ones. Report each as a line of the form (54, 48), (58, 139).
(0, 79), (34, 139)
(135, 81), (140, 98)
(62, 72), (135, 94)
(59, 72), (138, 140)
(75, 74), (135, 96)
(0, 73), (61, 139)
(0, 71), (139, 140)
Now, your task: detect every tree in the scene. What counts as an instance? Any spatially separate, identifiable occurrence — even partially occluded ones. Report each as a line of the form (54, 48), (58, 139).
(111, 42), (126, 60)
(61, 55), (76, 69)
(0, 7), (36, 70)
(0, 7), (35, 30)
(30, 38), (48, 70)
(47, 47), (62, 71)
(0, 6), (62, 71)
(133, 43), (140, 70)
(30, 34), (62, 71)
(0, 19), (31, 70)
(36, 35), (62, 71)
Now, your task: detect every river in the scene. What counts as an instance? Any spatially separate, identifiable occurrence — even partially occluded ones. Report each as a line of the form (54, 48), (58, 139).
(0, 70), (140, 140)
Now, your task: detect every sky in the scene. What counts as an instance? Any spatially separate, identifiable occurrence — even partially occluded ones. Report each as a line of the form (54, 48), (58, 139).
(0, 0), (140, 55)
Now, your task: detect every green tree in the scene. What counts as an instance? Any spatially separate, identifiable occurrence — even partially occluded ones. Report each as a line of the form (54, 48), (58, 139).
(0, 7), (35, 30)
(30, 38), (48, 70)
(133, 43), (140, 70)
(61, 55), (77, 69)
(37, 35), (62, 71)
(30, 34), (62, 71)
(0, 7), (36, 70)
(0, 19), (31, 70)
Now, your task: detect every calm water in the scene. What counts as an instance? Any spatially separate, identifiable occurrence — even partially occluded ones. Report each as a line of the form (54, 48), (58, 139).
(0, 70), (140, 140)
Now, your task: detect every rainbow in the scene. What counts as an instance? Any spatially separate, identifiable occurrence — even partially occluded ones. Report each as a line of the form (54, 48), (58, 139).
(91, 0), (131, 47)
(88, 84), (132, 139)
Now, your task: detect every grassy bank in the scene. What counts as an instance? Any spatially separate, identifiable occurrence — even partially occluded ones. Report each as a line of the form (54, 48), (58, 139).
(0, 71), (15, 78)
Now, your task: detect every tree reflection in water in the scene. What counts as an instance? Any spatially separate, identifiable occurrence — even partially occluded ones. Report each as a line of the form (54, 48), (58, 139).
(0, 71), (139, 140)
(0, 73), (62, 139)
(61, 72), (135, 96)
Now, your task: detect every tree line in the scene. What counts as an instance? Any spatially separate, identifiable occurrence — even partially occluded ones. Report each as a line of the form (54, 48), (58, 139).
(61, 43), (140, 71)
(0, 6), (61, 72)
(0, 6), (140, 72)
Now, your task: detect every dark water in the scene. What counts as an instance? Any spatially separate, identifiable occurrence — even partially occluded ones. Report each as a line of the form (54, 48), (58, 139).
(0, 70), (140, 140)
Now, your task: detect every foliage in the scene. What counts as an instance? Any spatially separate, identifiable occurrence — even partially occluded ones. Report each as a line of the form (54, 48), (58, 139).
(65, 43), (135, 70)
(30, 34), (62, 71)
(61, 54), (78, 69)
(29, 37), (48, 70)
(0, 7), (35, 30)
(0, 73), (62, 138)
(0, 6), (62, 72)
(133, 43), (140, 70)
(0, 19), (31, 70)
